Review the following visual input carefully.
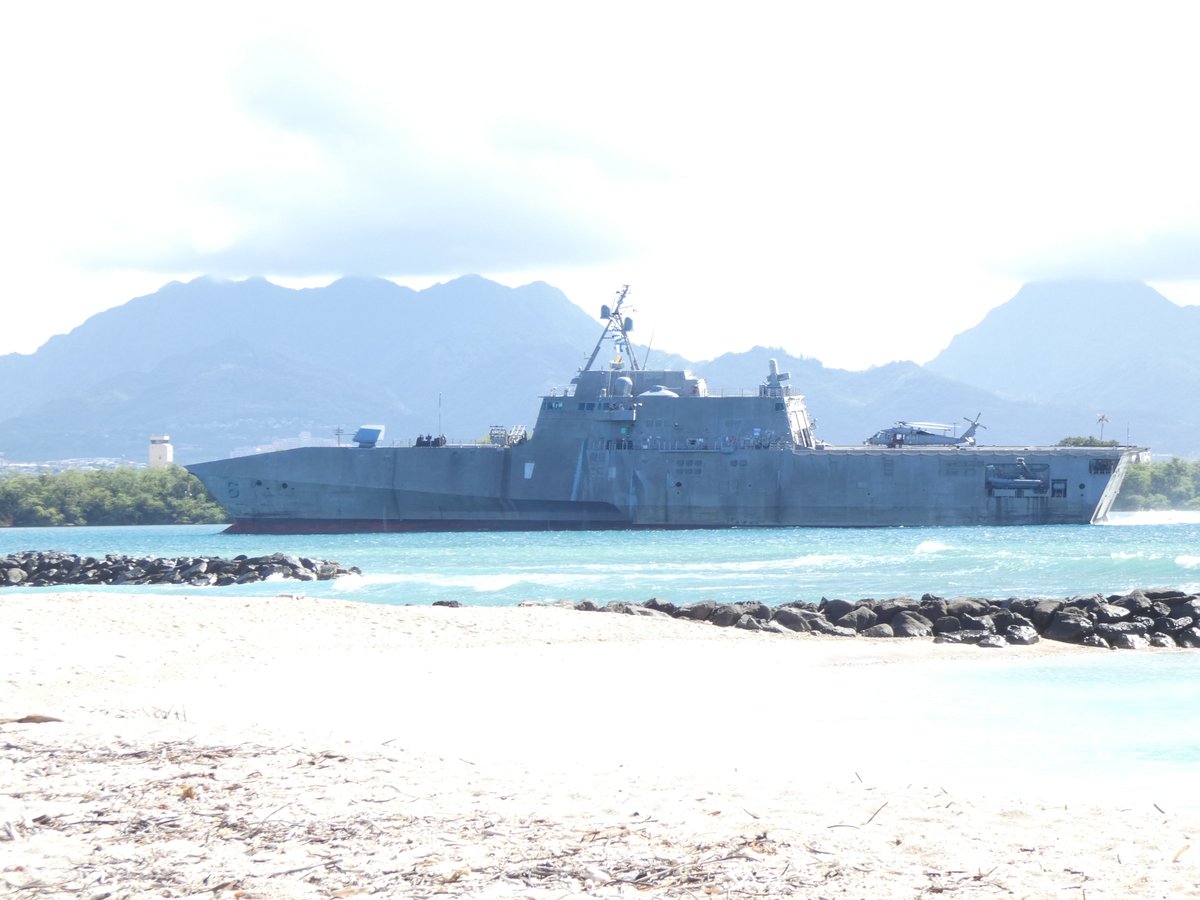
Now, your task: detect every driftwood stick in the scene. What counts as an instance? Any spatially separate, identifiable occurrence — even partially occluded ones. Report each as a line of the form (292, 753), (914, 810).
(267, 858), (342, 878)
(863, 801), (889, 825)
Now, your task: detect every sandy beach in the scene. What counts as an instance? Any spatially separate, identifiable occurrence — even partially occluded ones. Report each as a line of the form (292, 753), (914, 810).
(2, 592), (1197, 898)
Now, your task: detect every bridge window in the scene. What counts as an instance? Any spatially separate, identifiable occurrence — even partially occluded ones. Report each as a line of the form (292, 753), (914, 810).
(1052, 479), (1067, 498)
(1089, 459), (1117, 474)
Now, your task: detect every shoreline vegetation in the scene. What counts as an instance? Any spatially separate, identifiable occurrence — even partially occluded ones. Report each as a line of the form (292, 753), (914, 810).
(0, 465), (224, 526)
(2, 593), (1197, 897)
(0, 457), (1198, 527)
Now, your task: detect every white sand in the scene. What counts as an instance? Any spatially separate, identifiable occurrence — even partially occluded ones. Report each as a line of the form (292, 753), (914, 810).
(2, 592), (1197, 898)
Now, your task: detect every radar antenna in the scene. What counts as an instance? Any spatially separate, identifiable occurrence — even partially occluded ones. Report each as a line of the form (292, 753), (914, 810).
(582, 285), (641, 372)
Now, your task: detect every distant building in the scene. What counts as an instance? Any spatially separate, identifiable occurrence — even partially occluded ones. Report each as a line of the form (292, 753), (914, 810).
(149, 434), (174, 468)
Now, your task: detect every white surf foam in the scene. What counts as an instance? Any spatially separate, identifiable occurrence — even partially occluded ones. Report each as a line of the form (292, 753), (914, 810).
(1105, 510), (1200, 526)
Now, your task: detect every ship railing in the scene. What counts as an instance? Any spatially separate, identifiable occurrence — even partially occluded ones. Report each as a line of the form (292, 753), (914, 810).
(398, 433), (529, 449)
(636, 436), (795, 452)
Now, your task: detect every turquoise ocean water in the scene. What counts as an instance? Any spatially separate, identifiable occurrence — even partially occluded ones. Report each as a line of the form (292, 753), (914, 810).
(5, 511), (1200, 806)
(4, 511), (1200, 607)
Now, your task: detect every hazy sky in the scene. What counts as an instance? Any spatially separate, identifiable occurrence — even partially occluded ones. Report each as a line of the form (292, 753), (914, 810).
(4, 2), (1199, 369)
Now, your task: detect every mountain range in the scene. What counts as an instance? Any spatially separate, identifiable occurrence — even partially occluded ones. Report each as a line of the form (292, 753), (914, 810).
(0, 276), (1195, 464)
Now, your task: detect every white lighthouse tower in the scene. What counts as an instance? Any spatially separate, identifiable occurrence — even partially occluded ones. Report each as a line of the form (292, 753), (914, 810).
(149, 434), (174, 468)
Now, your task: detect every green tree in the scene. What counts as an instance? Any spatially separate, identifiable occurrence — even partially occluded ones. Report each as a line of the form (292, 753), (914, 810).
(1113, 457), (1200, 510)
(0, 465), (226, 527)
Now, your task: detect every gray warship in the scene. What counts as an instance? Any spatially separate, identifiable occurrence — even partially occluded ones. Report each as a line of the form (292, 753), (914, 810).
(187, 288), (1142, 533)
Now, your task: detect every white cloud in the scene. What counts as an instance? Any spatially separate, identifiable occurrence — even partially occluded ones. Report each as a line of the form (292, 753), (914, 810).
(4, 1), (1200, 368)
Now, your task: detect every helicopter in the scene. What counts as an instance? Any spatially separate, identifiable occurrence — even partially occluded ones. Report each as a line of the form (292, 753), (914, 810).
(865, 413), (986, 448)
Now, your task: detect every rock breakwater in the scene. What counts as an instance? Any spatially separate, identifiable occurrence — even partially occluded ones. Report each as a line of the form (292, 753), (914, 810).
(1, 550), (359, 587)
(574, 589), (1200, 650)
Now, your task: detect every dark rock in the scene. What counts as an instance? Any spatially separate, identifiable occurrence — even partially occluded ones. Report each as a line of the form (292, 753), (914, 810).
(631, 605), (671, 618)
(892, 610), (934, 638)
(960, 613), (995, 633)
(861, 623), (894, 638)
(1080, 634), (1110, 649)
(920, 597), (949, 621)
(601, 601), (636, 614)
(1111, 632), (1151, 650)
(934, 630), (991, 645)
(1169, 598), (1200, 620)
(992, 609), (1035, 633)
(933, 615), (962, 634)
(709, 604), (745, 627)
(770, 607), (813, 632)
(644, 597), (679, 616)
(934, 632), (968, 644)
(742, 601), (772, 622)
(1095, 621), (1147, 640)
(678, 601), (716, 621)
(761, 620), (793, 635)
(990, 609), (1016, 632)
(112, 566), (147, 584)
(1094, 603), (1131, 623)
(819, 598), (856, 621)
(734, 613), (763, 631)
(1177, 627), (1200, 649)
(1143, 588), (1188, 602)
(873, 598), (919, 622)
(947, 598), (989, 619)
(977, 634), (1008, 648)
(1005, 624), (1040, 645)
(837, 606), (878, 632)
(276, 553), (304, 571)
(432, 600), (462, 608)
(1007, 597), (1039, 617)
(6, 568), (27, 584)
(1112, 593), (1155, 616)
(1066, 594), (1106, 612)
(1153, 616), (1193, 635)
(1044, 610), (1095, 643)
(1030, 599), (1064, 630)
(1148, 633), (1177, 648)
(809, 616), (856, 637)
(820, 624), (858, 638)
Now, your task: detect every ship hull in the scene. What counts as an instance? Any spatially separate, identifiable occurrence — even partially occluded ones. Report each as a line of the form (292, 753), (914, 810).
(188, 442), (1138, 534)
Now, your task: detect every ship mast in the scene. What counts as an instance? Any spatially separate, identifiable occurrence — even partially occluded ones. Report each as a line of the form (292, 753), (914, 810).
(582, 285), (641, 373)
